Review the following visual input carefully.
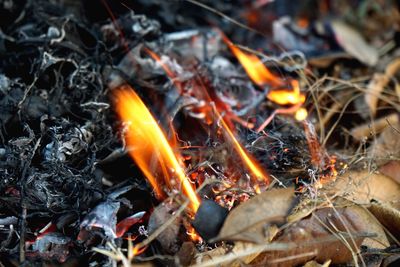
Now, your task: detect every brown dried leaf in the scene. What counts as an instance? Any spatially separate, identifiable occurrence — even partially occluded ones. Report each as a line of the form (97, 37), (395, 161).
(251, 204), (387, 267)
(326, 170), (400, 205)
(303, 260), (331, 267)
(350, 113), (398, 141)
(177, 242), (196, 266)
(364, 58), (400, 116)
(216, 187), (298, 243)
(147, 202), (182, 254)
(365, 73), (388, 116)
(369, 121), (400, 166)
(379, 160), (400, 185)
(369, 202), (400, 240)
(192, 241), (293, 267)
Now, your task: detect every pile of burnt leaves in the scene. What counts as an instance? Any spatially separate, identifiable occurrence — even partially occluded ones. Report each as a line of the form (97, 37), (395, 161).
(0, 0), (162, 265)
(2, 0), (400, 266)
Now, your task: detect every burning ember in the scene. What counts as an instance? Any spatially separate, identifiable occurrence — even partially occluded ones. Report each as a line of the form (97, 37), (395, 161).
(114, 86), (200, 212)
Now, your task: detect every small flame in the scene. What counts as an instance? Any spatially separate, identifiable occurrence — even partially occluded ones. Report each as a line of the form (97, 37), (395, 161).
(132, 245), (147, 256)
(194, 76), (271, 189)
(114, 86), (200, 212)
(267, 80), (305, 106)
(143, 47), (270, 191)
(219, 117), (270, 186)
(221, 34), (283, 87)
(221, 33), (308, 124)
(187, 225), (203, 243)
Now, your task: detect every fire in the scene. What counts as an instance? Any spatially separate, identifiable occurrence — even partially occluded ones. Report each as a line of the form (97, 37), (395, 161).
(295, 107), (308, 121)
(194, 76), (271, 188)
(187, 225), (203, 243)
(114, 86), (200, 212)
(221, 34), (283, 87)
(221, 33), (308, 124)
(219, 116), (270, 186)
(144, 48), (176, 81)
(267, 80), (305, 106)
(144, 47), (271, 190)
(132, 245), (147, 257)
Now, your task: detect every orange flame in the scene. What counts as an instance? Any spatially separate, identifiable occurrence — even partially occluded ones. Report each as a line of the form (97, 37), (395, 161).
(221, 34), (307, 122)
(194, 77), (271, 188)
(221, 34), (283, 87)
(187, 225), (203, 243)
(132, 245), (147, 257)
(219, 116), (270, 186)
(267, 80), (305, 106)
(114, 86), (200, 212)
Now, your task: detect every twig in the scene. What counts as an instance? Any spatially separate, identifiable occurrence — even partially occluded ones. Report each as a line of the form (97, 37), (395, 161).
(19, 205), (27, 263)
(183, 0), (266, 38)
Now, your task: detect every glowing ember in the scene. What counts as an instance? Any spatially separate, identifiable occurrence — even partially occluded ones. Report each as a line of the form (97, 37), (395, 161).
(295, 107), (308, 121)
(114, 86), (200, 212)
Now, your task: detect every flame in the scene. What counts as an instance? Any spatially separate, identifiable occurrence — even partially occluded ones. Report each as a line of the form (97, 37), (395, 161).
(194, 76), (271, 188)
(132, 245), (147, 256)
(267, 80), (305, 106)
(221, 34), (283, 87)
(114, 86), (200, 212)
(221, 33), (308, 124)
(142, 47), (270, 190)
(219, 116), (270, 186)
(187, 225), (203, 243)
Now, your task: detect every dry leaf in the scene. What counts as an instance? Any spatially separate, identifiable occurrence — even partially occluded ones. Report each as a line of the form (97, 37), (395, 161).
(191, 241), (289, 267)
(364, 58), (400, 116)
(379, 160), (400, 185)
(365, 73), (388, 116)
(369, 202), (400, 240)
(350, 113), (398, 141)
(369, 121), (400, 166)
(303, 260), (331, 267)
(326, 170), (400, 205)
(177, 242), (196, 266)
(382, 254), (400, 267)
(147, 202), (182, 254)
(216, 187), (298, 243)
(330, 20), (378, 66)
(251, 204), (387, 267)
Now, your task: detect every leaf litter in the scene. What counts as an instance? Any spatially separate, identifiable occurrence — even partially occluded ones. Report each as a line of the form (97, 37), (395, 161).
(1, 0), (400, 266)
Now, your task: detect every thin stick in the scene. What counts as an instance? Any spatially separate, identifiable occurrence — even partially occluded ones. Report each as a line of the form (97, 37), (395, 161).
(19, 205), (26, 263)
(183, 0), (266, 38)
